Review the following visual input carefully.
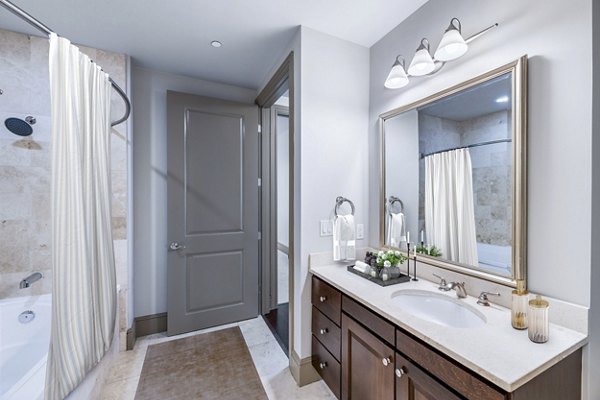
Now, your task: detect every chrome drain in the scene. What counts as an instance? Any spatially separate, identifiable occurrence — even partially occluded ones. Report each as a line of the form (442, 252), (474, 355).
(18, 310), (35, 324)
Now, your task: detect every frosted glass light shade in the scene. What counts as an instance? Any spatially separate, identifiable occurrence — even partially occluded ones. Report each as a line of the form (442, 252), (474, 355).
(434, 29), (468, 61)
(385, 63), (409, 89)
(407, 48), (435, 76)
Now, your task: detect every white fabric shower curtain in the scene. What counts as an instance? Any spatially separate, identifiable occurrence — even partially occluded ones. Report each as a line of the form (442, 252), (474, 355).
(46, 33), (116, 400)
(424, 149), (478, 266)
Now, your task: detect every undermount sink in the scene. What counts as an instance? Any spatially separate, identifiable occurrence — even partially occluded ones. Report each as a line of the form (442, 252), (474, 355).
(390, 290), (486, 329)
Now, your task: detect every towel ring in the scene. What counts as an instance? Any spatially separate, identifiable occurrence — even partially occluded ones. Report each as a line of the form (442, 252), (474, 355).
(335, 196), (355, 217)
(387, 196), (404, 215)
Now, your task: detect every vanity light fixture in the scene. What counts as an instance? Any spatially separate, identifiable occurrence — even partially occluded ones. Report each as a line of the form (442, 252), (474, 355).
(434, 18), (468, 61)
(384, 56), (409, 89)
(384, 19), (498, 90)
(407, 39), (435, 76)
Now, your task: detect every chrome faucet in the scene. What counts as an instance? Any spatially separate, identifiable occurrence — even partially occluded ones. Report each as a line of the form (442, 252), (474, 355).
(19, 272), (43, 289)
(432, 273), (450, 291)
(445, 281), (467, 298)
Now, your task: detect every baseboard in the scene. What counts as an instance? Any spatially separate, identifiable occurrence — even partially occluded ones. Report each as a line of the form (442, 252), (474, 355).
(134, 312), (168, 339)
(126, 321), (136, 351)
(289, 349), (320, 387)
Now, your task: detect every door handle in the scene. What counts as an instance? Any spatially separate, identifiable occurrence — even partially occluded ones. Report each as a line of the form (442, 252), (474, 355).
(169, 242), (186, 251)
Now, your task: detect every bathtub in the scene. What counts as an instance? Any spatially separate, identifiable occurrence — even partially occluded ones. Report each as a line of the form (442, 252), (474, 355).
(477, 243), (512, 275)
(0, 294), (51, 400)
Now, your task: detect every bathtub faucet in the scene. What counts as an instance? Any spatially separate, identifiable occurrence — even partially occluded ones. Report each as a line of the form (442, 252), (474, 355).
(19, 272), (43, 289)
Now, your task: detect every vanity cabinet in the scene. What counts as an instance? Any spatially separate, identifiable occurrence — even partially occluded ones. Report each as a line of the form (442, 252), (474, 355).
(311, 275), (583, 400)
(311, 277), (342, 398)
(341, 313), (395, 400)
(395, 351), (462, 400)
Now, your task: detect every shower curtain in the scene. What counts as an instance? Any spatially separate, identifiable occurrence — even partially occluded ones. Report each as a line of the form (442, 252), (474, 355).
(46, 33), (116, 400)
(424, 149), (478, 266)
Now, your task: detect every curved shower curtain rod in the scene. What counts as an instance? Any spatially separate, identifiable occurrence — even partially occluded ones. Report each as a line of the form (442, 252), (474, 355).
(0, 0), (131, 127)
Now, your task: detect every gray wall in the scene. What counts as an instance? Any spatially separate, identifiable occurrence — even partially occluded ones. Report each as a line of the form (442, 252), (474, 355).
(368, 1), (593, 396)
(589, 1), (600, 398)
(369, 0), (592, 306)
(131, 66), (256, 317)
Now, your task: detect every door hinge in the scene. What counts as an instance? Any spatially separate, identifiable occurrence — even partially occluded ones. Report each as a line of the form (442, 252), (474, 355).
(258, 124), (262, 134)
(258, 178), (262, 187)
(258, 232), (262, 240)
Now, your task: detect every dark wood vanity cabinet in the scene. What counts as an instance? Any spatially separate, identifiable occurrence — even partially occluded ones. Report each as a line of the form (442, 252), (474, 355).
(341, 313), (395, 400)
(395, 351), (462, 400)
(311, 277), (342, 398)
(311, 276), (582, 400)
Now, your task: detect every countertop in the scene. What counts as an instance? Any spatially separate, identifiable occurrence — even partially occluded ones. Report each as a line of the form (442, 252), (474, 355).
(310, 263), (587, 392)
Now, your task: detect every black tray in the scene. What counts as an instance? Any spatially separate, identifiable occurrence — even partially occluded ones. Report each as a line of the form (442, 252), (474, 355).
(347, 265), (411, 287)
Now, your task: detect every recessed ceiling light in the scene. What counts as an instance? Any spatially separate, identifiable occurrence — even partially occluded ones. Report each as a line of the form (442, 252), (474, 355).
(211, 40), (222, 48)
(495, 95), (509, 103)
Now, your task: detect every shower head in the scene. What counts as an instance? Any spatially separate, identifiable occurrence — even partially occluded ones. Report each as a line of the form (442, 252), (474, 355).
(4, 117), (33, 137)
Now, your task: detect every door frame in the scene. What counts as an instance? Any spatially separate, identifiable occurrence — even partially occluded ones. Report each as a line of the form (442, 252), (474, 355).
(263, 104), (289, 312)
(255, 52), (295, 356)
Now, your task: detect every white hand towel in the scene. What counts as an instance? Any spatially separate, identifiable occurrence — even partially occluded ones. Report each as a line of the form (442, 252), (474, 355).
(387, 213), (406, 248)
(333, 215), (356, 261)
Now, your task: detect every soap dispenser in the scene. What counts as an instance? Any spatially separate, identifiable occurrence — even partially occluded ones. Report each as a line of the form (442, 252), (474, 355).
(511, 279), (528, 330)
(528, 295), (549, 343)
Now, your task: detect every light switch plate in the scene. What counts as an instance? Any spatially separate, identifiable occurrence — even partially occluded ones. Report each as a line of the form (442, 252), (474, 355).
(356, 224), (364, 240)
(320, 220), (333, 237)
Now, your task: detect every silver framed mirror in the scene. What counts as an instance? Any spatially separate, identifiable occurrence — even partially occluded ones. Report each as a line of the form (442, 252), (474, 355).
(379, 56), (527, 288)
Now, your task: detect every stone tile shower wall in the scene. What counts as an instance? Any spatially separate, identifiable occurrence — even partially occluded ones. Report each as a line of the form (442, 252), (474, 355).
(418, 111), (512, 246)
(462, 111), (512, 246)
(0, 29), (129, 322)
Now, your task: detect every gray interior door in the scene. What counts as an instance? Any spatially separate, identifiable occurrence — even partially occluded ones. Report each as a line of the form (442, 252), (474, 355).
(167, 91), (259, 336)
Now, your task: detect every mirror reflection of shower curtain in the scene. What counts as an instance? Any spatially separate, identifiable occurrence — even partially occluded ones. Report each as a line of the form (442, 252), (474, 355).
(424, 149), (478, 265)
(46, 33), (116, 400)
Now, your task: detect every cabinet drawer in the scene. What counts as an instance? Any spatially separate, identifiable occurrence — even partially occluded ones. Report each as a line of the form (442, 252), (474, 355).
(342, 295), (395, 345)
(312, 276), (341, 325)
(312, 306), (341, 361)
(312, 335), (341, 399)
(396, 329), (505, 400)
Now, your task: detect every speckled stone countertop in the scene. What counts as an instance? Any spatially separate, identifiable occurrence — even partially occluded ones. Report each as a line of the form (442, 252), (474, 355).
(310, 262), (587, 392)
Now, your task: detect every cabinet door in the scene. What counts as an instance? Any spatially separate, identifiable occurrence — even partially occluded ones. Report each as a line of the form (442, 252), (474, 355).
(395, 352), (463, 400)
(341, 314), (394, 400)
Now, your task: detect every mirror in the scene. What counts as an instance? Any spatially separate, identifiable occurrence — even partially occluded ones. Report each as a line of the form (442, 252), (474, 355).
(380, 56), (527, 287)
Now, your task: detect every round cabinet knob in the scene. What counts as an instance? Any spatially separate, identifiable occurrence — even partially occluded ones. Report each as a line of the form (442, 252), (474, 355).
(382, 357), (392, 367)
(395, 367), (406, 378)
(319, 296), (327, 303)
(319, 362), (328, 370)
(319, 328), (328, 335)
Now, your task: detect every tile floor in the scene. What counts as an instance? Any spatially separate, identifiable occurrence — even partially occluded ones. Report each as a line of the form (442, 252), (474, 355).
(99, 317), (336, 400)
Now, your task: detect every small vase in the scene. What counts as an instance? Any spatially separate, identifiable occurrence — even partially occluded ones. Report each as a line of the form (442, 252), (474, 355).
(389, 265), (401, 278)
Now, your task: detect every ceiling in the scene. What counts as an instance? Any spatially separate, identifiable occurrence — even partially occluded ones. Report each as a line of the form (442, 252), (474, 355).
(419, 73), (512, 121)
(0, 0), (428, 89)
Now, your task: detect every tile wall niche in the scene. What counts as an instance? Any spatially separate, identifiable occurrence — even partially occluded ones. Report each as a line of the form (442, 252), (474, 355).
(0, 28), (130, 336)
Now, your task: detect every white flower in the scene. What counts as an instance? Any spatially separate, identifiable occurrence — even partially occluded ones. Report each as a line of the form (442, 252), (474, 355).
(387, 250), (394, 255)
(377, 257), (382, 263)
(384, 260), (391, 268)
(394, 251), (401, 256)
(378, 251), (384, 257)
